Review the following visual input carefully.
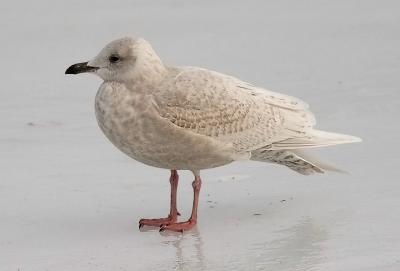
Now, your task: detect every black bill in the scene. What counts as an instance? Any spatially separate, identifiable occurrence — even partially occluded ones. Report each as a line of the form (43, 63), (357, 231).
(65, 62), (98, 74)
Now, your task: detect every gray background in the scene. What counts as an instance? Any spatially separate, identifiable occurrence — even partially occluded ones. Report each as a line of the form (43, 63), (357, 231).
(1, 0), (399, 270)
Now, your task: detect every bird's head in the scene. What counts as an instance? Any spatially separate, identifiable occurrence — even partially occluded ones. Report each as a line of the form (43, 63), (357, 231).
(65, 37), (165, 83)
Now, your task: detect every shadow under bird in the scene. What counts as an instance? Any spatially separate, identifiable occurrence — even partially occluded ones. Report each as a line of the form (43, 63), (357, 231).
(65, 37), (361, 233)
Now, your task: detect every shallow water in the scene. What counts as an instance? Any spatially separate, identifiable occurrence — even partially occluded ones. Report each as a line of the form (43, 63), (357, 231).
(1, 0), (400, 270)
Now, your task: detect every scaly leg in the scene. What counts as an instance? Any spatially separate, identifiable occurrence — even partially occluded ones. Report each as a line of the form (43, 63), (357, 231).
(139, 170), (180, 228)
(160, 175), (202, 233)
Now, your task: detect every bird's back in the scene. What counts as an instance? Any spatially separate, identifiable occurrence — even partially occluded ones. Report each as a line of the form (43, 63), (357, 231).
(153, 66), (360, 174)
(155, 67), (316, 153)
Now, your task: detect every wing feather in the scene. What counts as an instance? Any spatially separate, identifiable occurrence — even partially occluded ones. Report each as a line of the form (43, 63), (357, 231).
(155, 67), (315, 153)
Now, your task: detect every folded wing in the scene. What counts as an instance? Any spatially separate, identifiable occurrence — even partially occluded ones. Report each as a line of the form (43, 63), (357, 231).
(155, 67), (357, 156)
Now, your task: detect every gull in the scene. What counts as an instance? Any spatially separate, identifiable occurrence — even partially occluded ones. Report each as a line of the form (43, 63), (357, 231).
(65, 37), (361, 232)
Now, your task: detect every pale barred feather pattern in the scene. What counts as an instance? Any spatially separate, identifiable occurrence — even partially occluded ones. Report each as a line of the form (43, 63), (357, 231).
(250, 149), (324, 175)
(156, 67), (316, 154)
(88, 37), (361, 173)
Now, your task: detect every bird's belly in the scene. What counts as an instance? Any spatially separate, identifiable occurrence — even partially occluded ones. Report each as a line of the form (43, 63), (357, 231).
(96, 115), (232, 170)
(95, 89), (232, 170)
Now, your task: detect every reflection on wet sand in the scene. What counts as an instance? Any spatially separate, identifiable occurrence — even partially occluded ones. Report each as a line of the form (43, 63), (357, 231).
(160, 217), (327, 271)
(161, 227), (205, 271)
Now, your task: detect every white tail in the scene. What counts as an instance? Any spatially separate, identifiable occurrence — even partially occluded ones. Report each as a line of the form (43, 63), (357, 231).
(291, 149), (349, 174)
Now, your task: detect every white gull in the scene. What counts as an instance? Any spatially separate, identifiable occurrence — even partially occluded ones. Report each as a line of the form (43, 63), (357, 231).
(66, 37), (361, 232)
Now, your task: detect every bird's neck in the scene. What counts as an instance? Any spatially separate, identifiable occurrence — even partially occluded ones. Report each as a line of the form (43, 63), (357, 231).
(125, 48), (167, 93)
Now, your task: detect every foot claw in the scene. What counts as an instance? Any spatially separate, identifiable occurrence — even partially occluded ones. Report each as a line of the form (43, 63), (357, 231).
(157, 220), (196, 233)
(138, 216), (177, 229)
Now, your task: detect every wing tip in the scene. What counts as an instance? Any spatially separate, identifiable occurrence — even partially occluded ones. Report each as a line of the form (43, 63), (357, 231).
(350, 136), (362, 143)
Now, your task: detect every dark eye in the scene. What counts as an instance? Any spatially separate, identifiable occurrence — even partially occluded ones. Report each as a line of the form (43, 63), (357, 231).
(109, 54), (120, 63)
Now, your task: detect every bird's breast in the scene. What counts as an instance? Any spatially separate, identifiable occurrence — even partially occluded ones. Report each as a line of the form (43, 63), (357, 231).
(94, 83), (162, 165)
(93, 82), (234, 170)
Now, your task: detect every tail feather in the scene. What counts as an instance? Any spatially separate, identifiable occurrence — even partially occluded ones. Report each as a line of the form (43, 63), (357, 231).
(291, 150), (349, 174)
(250, 149), (324, 175)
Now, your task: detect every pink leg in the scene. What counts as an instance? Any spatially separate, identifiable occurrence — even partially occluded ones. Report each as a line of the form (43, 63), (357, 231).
(160, 175), (202, 233)
(139, 170), (180, 229)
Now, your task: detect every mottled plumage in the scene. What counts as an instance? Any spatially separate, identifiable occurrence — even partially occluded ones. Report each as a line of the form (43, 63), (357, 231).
(88, 37), (360, 175)
(66, 37), (361, 231)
